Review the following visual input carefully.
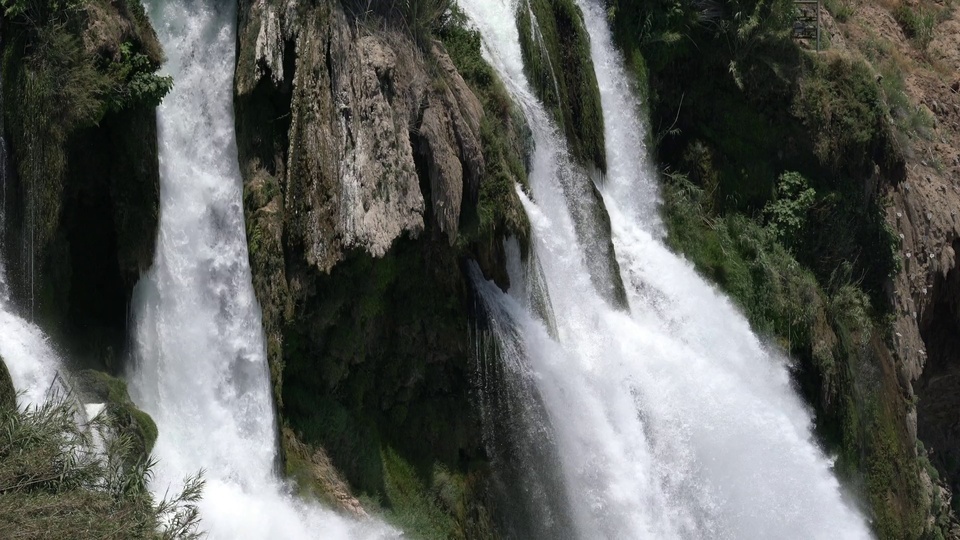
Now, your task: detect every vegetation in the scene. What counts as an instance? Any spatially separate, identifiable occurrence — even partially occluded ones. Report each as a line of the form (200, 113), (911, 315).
(340, 0), (455, 49)
(661, 172), (923, 537)
(0, 386), (204, 539)
(894, 4), (936, 50)
(440, 8), (531, 252)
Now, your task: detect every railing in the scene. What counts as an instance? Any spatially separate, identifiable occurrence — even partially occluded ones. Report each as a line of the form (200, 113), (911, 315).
(793, 0), (822, 51)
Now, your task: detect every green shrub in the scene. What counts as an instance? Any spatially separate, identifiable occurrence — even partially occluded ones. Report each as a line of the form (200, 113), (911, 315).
(793, 53), (888, 178)
(103, 42), (173, 113)
(895, 5), (936, 49)
(763, 171), (816, 250)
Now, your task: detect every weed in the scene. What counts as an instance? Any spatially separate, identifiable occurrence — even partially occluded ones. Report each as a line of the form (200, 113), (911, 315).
(895, 4), (936, 49)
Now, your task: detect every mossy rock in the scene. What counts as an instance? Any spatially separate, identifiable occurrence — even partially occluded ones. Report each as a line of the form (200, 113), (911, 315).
(74, 370), (157, 462)
(516, 0), (605, 172)
(1, 0), (166, 367)
(0, 355), (15, 412)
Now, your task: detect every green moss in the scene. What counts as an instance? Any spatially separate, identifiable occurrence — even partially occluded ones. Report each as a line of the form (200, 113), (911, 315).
(379, 447), (494, 540)
(516, 0), (605, 172)
(0, 356), (15, 412)
(381, 447), (459, 539)
(75, 370), (157, 460)
(440, 14), (531, 286)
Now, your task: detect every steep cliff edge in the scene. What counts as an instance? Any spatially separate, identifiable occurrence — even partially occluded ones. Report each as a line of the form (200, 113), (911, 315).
(1, 0), (168, 368)
(235, 0), (529, 533)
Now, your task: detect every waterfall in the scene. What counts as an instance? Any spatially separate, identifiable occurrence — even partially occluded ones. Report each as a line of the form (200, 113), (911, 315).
(0, 297), (63, 408)
(459, 0), (874, 538)
(125, 1), (392, 537)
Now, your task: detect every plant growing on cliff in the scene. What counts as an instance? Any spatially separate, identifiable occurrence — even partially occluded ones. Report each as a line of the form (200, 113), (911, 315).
(793, 53), (889, 178)
(342, 0), (453, 49)
(400, 0), (454, 48)
(894, 4), (936, 50)
(0, 0), (84, 24)
(103, 42), (173, 112)
(764, 171), (816, 250)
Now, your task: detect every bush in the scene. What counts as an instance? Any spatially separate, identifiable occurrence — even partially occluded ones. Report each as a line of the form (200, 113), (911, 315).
(0, 393), (204, 539)
(793, 53), (889, 178)
(764, 171), (816, 250)
(103, 41), (173, 113)
(895, 5), (936, 49)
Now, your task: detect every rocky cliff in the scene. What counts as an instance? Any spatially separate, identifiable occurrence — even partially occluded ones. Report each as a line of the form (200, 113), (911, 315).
(235, 0), (533, 533)
(1, 0), (168, 368)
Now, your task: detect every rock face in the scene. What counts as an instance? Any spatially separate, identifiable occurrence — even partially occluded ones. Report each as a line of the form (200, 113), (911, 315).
(881, 6), (960, 508)
(235, 0), (527, 528)
(237, 0), (486, 271)
(1, 1), (163, 367)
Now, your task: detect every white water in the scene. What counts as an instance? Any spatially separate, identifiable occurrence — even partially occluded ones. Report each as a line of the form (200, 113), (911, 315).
(126, 2), (392, 538)
(0, 308), (64, 407)
(460, 0), (873, 538)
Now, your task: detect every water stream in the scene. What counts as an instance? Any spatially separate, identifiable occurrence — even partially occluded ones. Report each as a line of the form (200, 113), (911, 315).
(126, 2), (392, 537)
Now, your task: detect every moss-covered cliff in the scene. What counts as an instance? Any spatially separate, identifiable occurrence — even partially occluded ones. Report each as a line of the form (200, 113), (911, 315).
(235, 1), (531, 535)
(1, 0), (168, 368)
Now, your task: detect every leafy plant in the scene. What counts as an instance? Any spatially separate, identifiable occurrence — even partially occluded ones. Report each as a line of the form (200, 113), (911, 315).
(104, 42), (173, 113)
(764, 171), (816, 250)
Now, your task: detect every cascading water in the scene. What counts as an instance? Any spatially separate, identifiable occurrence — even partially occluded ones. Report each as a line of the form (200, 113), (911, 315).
(0, 21), (61, 409)
(125, 1), (392, 537)
(0, 289), (63, 408)
(460, 0), (874, 538)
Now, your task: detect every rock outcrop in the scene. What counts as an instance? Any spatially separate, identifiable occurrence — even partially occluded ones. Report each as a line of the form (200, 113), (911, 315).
(235, 0), (529, 531)
(1, 0), (164, 367)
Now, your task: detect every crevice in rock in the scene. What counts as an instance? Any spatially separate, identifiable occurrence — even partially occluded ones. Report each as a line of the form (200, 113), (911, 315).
(917, 239), (960, 494)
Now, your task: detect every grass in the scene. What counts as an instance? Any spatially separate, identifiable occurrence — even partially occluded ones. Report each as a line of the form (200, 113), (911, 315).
(861, 32), (936, 152)
(0, 390), (204, 539)
(824, 0), (854, 22)
(895, 4), (936, 50)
